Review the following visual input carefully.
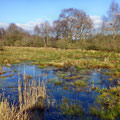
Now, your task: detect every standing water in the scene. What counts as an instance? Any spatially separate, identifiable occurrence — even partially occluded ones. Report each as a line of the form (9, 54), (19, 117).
(0, 63), (117, 120)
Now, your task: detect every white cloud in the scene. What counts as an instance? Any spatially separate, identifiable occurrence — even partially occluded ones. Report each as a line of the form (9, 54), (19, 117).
(90, 16), (103, 29)
(0, 19), (43, 31)
(16, 19), (43, 31)
(0, 22), (9, 29)
(0, 16), (102, 31)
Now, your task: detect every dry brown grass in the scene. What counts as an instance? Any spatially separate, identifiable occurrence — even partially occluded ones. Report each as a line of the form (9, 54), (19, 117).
(0, 68), (46, 120)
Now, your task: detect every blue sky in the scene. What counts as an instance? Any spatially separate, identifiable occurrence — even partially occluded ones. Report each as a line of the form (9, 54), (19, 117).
(0, 0), (120, 30)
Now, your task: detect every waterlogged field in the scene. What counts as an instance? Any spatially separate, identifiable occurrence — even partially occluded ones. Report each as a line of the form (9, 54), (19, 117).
(0, 47), (120, 119)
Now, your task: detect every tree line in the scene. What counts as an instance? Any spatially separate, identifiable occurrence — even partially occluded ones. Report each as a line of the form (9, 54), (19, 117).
(0, 1), (120, 51)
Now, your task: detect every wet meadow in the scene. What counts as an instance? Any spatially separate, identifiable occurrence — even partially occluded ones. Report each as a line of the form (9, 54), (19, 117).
(0, 47), (120, 119)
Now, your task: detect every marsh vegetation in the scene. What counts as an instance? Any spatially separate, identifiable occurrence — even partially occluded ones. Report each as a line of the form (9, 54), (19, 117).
(0, 51), (120, 119)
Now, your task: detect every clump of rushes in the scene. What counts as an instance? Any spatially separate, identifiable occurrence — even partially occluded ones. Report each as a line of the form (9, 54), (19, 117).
(90, 86), (120, 120)
(0, 95), (18, 120)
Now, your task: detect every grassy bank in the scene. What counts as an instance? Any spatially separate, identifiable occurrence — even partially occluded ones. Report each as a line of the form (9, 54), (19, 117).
(0, 46), (120, 70)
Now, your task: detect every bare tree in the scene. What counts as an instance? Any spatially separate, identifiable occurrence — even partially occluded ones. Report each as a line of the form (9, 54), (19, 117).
(59, 8), (78, 41)
(58, 8), (93, 42)
(34, 25), (40, 35)
(102, 1), (120, 40)
(39, 21), (51, 47)
(53, 20), (62, 40)
(0, 28), (5, 50)
(74, 10), (93, 40)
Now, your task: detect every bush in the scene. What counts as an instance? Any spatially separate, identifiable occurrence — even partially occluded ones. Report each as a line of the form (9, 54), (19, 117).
(56, 39), (69, 49)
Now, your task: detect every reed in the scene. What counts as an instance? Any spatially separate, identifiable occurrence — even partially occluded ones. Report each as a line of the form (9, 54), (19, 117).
(0, 69), (46, 120)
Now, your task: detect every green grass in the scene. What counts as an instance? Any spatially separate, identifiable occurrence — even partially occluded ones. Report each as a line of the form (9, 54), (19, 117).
(63, 85), (69, 90)
(65, 75), (81, 80)
(54, 80), (63, 86)
(60, 98), (84, 116)
(73, 80), (87, 88)
(0, 76), (7, 79)
(56, 72), (67, 78)
(14, 69), (17, 72)
(91, 87), (120, 120)
(0, 46), (120, 71)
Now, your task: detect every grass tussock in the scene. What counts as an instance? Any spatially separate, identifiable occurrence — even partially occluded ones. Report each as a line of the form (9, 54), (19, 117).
(60, 98), (84, 116)
(73, 80), (87, 88)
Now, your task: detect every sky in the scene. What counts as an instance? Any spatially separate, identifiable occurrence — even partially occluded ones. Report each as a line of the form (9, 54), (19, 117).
(0, 0), (120, 31)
